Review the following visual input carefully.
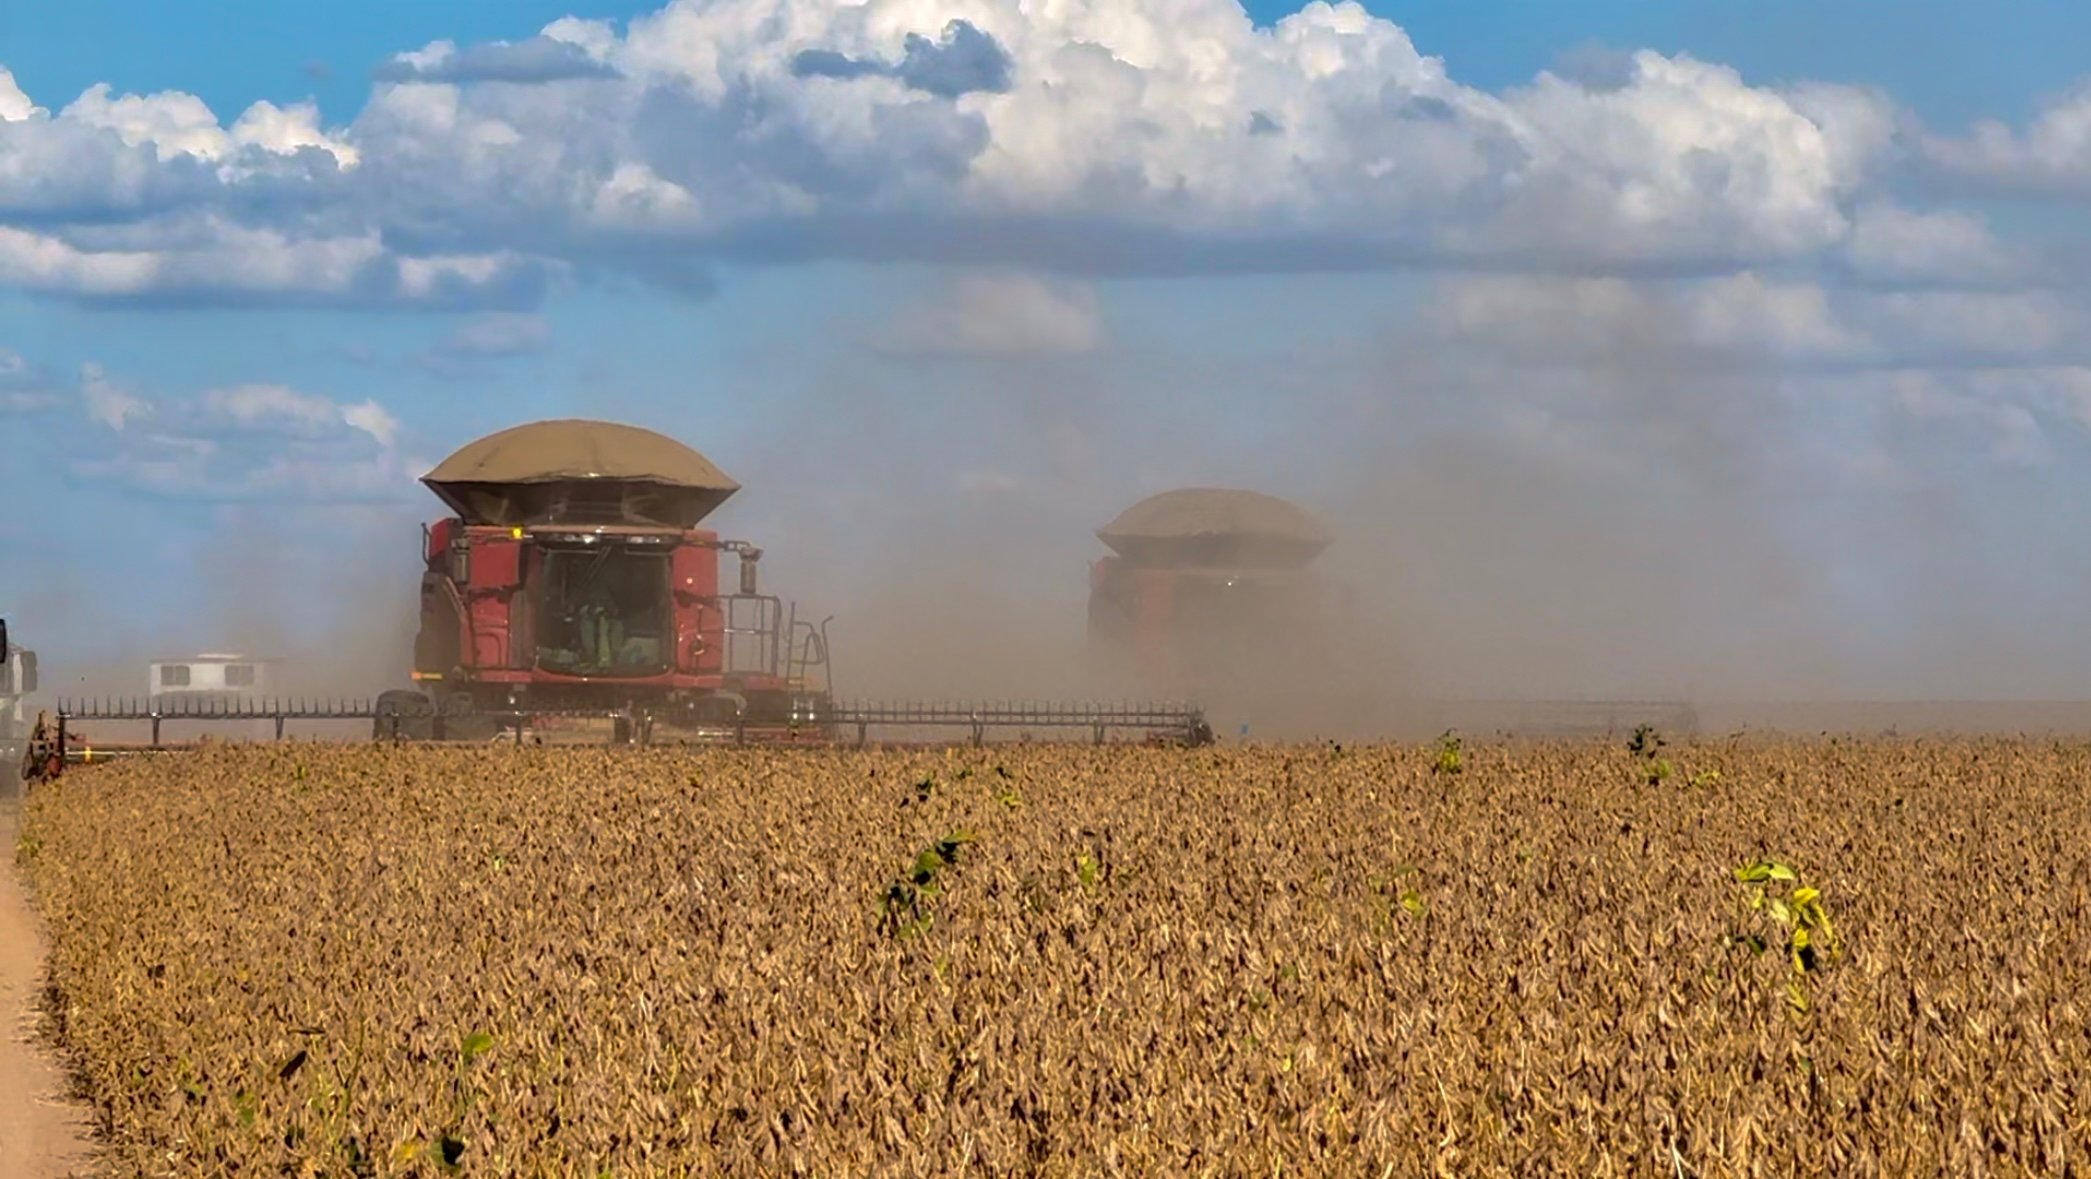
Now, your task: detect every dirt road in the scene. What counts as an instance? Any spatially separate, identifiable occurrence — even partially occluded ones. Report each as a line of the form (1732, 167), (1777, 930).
(0, 795), (96, 1177)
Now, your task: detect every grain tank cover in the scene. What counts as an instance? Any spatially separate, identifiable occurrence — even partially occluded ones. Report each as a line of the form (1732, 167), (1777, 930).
(422, 418), (741, 528)
(1097, 487), (1332, 569)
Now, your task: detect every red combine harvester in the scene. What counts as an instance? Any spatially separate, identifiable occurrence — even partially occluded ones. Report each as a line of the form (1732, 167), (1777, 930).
(375, 419), (832, 742)
(1082, 488), (1698, 741)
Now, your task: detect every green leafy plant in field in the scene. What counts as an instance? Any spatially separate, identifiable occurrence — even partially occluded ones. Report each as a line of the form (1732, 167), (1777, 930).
(313, 1022), (371, 1176)
(1630, 725), (1681, 785)
(1627, 726), (1722, 788)
(991, 765), (1023, 809)
(1629, 724), (1666, 758)
(1732, 859), (1841, 1014)
(1070, 823), (1121, 891)
(1431, 731), (1464, 776)
(1395, 866), (1426, 917)
(880, 831), (975, 938)
(1074, 849), (1100, 890)
(1368, 862), (1428, 933)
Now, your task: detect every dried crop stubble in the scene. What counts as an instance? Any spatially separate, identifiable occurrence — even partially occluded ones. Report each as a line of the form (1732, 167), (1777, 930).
(17, 738), (2091, 1176)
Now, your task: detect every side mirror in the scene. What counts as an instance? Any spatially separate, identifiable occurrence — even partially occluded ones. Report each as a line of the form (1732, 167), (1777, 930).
(17, 652), (34, 695)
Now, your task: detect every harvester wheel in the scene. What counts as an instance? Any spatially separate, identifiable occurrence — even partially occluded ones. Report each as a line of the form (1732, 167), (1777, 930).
(741, 690), (796, 728)
(439, 693), (502, 742)
(373, 689), (435, 741)
(611, 713), (656, 746)
(681, 693), (746, 730)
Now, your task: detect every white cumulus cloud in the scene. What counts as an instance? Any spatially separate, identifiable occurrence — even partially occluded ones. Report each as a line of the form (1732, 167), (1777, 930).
(341, 400), (402, 448)
(0, 68), (43, 122)
(1923, 82), (2091, 193)
(60, 84), (230, 161)
(0, 0), (1931, 305)
(229, 99), (361, 167)
(1844, 202), (2026, 286)
(32, 359), (423, 500)
(81, 362), (150, 429)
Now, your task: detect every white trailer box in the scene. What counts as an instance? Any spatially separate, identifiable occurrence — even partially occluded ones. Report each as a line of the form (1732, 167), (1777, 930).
(148, 653), (279, 703)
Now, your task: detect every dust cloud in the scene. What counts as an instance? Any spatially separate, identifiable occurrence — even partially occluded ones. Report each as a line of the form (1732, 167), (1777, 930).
(17, 270), (2091, 743)
(700, 270), (2091, 739)
(4, 505), (422, 743)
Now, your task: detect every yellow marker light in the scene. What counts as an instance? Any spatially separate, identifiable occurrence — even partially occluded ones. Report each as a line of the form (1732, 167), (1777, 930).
(512, 527), (524, 539)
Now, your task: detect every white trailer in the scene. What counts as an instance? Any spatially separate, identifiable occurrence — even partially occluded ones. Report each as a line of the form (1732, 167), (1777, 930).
(147, 653), (279, 703)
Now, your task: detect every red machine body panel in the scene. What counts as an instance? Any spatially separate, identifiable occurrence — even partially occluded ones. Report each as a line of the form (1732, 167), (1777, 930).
(1088, 556), (1333, 692)
(413, 521), (796, 705)
(668, 542), (727, 677)
(386, 419), (835, 738)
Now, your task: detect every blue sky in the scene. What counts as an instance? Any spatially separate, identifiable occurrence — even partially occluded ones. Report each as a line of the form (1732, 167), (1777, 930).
(8, 0), (2091, 700)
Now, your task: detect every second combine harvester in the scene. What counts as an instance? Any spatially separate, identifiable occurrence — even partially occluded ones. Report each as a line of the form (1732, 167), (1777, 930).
(1086, 487), (1347, 737)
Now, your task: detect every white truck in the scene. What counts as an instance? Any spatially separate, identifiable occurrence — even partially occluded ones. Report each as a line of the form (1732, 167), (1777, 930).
(1, 619), (39, 789)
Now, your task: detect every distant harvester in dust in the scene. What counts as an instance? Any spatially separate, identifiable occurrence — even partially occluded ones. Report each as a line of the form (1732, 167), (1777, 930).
(1085, 487), (1339, 706)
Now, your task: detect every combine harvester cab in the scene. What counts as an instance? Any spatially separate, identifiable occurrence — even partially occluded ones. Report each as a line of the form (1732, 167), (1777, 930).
(379, 418), (834, 744)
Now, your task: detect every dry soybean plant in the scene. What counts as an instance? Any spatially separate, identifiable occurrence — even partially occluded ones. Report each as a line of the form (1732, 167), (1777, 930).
(19, 736), (2091, 1176)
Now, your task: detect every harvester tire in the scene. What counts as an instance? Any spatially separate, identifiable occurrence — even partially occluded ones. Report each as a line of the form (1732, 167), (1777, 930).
(374, 690), (436, 741)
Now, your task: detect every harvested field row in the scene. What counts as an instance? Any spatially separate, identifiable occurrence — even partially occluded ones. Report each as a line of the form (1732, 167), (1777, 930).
(19, 738), (2091, 1176)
